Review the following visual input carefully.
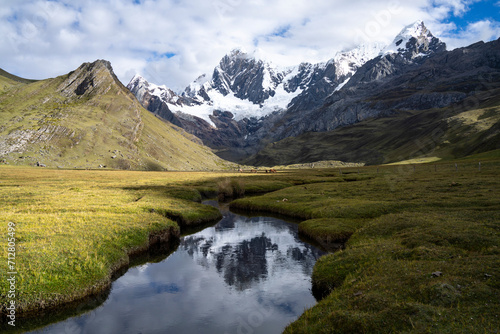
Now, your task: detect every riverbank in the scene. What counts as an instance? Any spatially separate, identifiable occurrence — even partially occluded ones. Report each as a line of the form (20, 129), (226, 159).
(230, 159), (500, 333)
(0, 167), (226, 328)
(0, 166), (342, 332)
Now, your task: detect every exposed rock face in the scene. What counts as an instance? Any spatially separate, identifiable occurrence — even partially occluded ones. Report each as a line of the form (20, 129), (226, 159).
(127, 21), (500, 163)
(267, 37), (500, 143)
(212, 49), (280, 104)
(58, 60), (122, 98)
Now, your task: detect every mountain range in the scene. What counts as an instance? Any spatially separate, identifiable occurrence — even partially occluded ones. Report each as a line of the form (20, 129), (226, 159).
(128, 21), (500, 164)
(0, 21), (499, 169)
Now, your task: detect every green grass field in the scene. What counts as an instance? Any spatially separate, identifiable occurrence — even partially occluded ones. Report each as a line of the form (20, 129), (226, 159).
(231, 159), (500, 333)
(1, 158), (499, 333)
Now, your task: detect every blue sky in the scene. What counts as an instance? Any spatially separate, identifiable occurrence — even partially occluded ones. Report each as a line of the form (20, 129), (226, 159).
(0, 0), (498, 91)
(447, 0), (499, 29)
(441, 0), (500, 33)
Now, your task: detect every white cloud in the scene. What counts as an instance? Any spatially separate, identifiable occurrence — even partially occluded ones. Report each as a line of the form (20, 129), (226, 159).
(440, 19), (500, 49)
(0, 0), (498, 92)
(432, 0), (477, 16)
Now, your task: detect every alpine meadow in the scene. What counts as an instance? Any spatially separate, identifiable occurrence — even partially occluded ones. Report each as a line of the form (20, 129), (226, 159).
(1, 1), (499, 333)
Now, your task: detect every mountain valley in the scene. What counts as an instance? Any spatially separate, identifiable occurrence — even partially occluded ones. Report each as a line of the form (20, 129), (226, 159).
(1, 21), (499, 169)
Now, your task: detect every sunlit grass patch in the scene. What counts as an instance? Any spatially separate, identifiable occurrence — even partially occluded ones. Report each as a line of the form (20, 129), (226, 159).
(283, 162), (500, 333)
(299, 218), (368, 250)
(386, 156), (442, 165)
(231, 181), (406, 220)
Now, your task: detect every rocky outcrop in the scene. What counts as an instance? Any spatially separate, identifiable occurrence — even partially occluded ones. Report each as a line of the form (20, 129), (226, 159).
(58, 60), (123, 98)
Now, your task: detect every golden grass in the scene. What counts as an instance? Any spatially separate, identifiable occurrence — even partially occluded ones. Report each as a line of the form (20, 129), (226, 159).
(0, 166), (229, 315)
(386, 156), (442, 165)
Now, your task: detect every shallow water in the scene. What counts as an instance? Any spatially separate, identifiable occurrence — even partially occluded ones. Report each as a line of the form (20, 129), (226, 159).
(29, 204), (325, 334)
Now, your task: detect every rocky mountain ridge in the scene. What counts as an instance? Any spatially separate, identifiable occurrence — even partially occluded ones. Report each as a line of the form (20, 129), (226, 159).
(128, 21), (499, 164)
(127, 37), (387, 155)
(127, 21), (470, 162)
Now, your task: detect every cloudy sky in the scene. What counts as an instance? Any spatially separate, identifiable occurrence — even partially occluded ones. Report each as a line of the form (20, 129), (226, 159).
(0, 0), (499, 92)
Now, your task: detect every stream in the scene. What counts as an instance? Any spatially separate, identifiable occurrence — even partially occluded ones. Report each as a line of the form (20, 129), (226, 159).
(28, 201), (325, 334)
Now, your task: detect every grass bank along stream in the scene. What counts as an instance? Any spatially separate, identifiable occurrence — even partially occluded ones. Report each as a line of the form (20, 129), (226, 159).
(1, 158), (499, 333)
(231, 159), (500, 333)
(0, 167), (205, 319)
(0, 166), (340, 325)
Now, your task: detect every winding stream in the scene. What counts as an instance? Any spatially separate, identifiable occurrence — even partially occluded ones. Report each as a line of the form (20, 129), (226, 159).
(29, 202), (325, 334)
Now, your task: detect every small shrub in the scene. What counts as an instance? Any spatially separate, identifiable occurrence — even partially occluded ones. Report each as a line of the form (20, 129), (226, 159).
(217, 178), (245, 201)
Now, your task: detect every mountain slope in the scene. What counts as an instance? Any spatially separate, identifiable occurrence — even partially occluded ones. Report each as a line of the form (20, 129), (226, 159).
(245, 87), (500, 166)
(0, 68), (35, 93)
(0, 61), (233, 170)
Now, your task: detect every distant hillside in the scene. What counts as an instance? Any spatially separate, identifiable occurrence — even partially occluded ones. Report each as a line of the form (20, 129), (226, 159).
(0, 61), (234, 170)
(245, 90), (500, 166)
(0, 68), (35, 84)
(0, 68), (36, 93)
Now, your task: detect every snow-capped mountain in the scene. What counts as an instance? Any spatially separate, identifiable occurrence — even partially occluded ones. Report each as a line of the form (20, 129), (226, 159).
(128, 41), (385, 125)
(127, 21), (457, 162)
(127, 74), (185, 126)
(380, 20), (446, 60)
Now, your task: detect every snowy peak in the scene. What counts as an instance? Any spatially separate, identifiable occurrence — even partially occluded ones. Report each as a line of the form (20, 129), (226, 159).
(127, 21), (445, 127)
(128, 73), (178, 104)
(183, 74), (211, 101)
(333, 42), (386, 77)
(381, 21), (446, 59)
(129, 73), (147, 86)
(128, 43), (384, 125)
(213, 49), (282, 104)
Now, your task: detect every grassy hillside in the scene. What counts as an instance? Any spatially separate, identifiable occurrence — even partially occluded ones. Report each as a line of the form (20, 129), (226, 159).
(0, 62), (234, 171)
(246, 90), (500, 166)
(0, 69), (35, 93)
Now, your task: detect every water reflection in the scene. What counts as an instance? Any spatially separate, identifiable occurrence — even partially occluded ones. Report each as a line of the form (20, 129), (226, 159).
(183, 211), (322, 292)
(29, 210), (325, 334)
